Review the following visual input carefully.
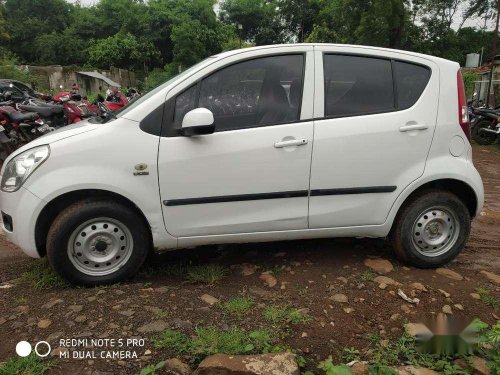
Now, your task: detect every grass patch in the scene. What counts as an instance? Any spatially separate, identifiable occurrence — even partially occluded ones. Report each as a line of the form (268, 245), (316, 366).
(476, 288), (500, 309)
(186, 264), (229, 285)
(361, 270), (376, 281)
(139, 261), (229, 285)
(153, 326), (275, 361)
(341, 347), (361, 362)
(21, 259), (69, 290)
(138, 361), (166, 375)
(153, 326), (308, 367)
(139, 260), (191, 278)
(0, 354), (52, 375)
(269, 265), (285, 276)
(153, 308), (168, 319)
(14, 297), (28, 305)
(317, 357), (357, 375)
(222, 297), (254, 317)
(314, 320), (500, 374)
(476, 320), (500, 375)
(263, 305), (311, 325)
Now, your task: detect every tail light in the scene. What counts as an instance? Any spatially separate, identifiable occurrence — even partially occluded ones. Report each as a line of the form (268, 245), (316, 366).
(457, 70), (470, 141)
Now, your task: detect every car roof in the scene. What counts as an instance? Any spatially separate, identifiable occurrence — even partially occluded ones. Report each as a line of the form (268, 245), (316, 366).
(214, 43), (454, 66)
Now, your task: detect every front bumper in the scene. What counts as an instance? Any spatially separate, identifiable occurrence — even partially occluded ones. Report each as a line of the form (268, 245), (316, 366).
(0, 185), (44, 258)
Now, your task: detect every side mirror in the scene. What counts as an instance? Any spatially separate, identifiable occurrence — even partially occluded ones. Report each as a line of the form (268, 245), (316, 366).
(181, 108), (215, 136)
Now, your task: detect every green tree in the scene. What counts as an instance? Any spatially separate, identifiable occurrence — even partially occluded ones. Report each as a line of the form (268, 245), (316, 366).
(3, 0), (75, 63)
(278, 0), (321, 42)
(220, 0), (287, 45)
(306, 0), (409, 48)
(92, 0), (150, 39)
(87, 32), (160, 71)
(168, 0), (236, 69)
(34, 31), (87, 65)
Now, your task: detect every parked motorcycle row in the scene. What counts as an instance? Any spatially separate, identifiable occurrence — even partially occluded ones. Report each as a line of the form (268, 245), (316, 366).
(469, 93), (500, 145)
(0, 82), (140, 161)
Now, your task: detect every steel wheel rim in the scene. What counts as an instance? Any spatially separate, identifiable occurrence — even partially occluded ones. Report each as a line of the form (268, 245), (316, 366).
(67, 217), (133, 276)
(411, 207), (460, 257)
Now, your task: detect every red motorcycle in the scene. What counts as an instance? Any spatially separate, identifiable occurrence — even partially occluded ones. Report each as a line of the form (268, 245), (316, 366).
(0, 104), (52, 149)
(58, 93), (97, 124)
(103, 87), (129, 111)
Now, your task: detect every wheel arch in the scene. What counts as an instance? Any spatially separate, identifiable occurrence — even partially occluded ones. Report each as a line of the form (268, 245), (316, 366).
(35, 189), (153, 257)
(390, 178), (478, 235)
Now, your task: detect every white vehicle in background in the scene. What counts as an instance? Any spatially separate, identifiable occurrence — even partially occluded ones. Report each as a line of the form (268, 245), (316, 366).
(0, 44), (484, 285)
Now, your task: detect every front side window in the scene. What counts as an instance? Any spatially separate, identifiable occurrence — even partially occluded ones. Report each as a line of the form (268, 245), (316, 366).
(174, 84), (197, 127)
(324, 54), (394, 117)
(172, 54), (305, 133)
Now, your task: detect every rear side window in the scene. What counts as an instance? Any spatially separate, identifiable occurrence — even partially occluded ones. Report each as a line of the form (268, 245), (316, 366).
(324, 54), (394, 117)
(394, 61), (430, 109)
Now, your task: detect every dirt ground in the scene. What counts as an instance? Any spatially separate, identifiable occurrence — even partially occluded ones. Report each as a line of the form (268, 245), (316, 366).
(0, 144), (499, 375)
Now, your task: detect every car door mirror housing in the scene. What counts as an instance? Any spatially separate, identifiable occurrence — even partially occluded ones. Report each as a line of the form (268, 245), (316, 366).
(181, 108), (215, 136)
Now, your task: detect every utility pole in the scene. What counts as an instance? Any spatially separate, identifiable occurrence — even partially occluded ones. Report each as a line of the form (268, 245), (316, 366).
(486, 0), (500, 108)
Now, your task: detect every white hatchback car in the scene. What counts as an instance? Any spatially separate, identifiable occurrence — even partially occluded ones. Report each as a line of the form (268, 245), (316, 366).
(0, 44), (484, 285)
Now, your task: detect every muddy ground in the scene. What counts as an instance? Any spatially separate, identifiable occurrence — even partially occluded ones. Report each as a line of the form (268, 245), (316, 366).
(0, 144), (499, 375)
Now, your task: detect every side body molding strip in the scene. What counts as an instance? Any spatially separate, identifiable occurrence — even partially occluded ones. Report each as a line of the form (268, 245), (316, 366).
(163, 186), (397, 206)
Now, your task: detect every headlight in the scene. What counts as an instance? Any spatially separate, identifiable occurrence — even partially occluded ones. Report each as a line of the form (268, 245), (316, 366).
(1, 145), (50, 192)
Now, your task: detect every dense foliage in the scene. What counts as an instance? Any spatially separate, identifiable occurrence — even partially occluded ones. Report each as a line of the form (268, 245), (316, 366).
(0, 0), (497, 86)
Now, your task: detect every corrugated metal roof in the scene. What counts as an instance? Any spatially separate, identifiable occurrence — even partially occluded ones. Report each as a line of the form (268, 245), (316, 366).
(77, 71), (121, 87)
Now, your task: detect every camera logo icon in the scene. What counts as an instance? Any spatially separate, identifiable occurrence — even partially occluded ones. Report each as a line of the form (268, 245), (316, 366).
(16, 341), (51, 357)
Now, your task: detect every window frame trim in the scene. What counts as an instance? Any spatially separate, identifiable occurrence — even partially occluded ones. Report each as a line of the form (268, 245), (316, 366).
(162, 52), (308, 137)
(320, 52), (432, 121)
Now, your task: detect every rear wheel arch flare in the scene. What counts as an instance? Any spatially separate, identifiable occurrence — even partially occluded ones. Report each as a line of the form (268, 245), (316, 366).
(393, 178), (478, 229)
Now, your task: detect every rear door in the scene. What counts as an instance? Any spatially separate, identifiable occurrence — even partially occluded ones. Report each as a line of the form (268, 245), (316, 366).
(309, 46), (439, 228)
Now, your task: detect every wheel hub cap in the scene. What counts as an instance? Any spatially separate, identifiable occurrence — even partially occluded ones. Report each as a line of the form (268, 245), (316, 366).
(67, 218), (133, 276)
(412, 208), (459, 257)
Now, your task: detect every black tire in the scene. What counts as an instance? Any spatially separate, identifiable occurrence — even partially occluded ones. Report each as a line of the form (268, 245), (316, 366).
(472, 119), (497, 145)
(390, 190), (470, 268)
(46, 199), (150, 286)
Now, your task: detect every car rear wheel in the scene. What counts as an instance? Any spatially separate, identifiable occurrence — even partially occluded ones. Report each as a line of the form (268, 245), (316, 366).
(46, 199), (150, 286)
(390, 190), (470, 268)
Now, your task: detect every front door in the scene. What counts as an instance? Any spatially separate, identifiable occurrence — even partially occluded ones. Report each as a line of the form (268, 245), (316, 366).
(158, 51), (315, 237)
(309, 47), (439, 228)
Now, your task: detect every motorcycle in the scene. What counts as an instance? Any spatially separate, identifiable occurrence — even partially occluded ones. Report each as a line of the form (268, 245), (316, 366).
(471, 107), (500, 145)
(475, 113), (500, 145)
(0, 103), (53, 147)
(105, 88), (129, 111)
(469, 92), (500, 145)
(1, 87), (66, 128)
(59, 93), (98, 124)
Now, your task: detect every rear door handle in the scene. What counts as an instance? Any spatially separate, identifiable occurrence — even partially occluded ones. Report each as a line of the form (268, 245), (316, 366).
(274, 138), (308, 148)
(399, 124), (428, 132)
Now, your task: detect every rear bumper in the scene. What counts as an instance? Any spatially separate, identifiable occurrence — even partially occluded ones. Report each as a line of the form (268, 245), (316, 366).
(0, 185), (44, 258)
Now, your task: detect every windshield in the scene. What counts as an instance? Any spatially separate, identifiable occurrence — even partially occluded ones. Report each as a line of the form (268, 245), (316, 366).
(115, 57), (217, 120)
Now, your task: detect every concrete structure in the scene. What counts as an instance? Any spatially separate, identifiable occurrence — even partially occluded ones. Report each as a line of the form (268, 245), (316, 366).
(21, 65), (137, 94)
(465, 53), (480, 68)
(463, 55), (500, 106)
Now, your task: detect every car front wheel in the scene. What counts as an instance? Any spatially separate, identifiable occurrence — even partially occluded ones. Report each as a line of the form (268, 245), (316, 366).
(46, 199), (150, 286)
(390, 190), (471, 268)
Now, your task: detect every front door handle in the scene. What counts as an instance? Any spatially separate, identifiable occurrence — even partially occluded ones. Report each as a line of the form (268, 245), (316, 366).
(274, 138), (308, 148)
(399, 124), (428, 132)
